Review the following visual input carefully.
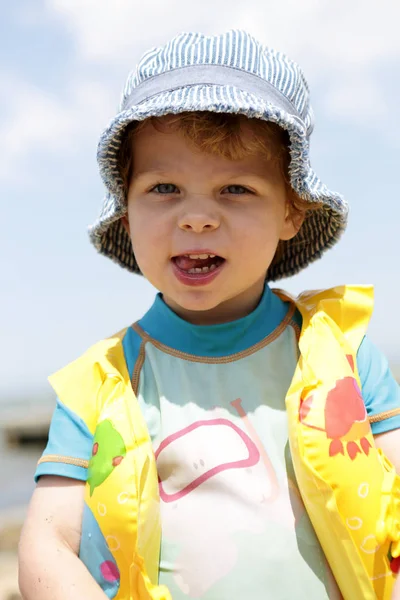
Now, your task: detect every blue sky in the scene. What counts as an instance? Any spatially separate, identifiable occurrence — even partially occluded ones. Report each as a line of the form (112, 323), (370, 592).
(2, 0), (399, 400)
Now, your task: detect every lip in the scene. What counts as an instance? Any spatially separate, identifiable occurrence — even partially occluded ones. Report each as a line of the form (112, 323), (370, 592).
(171, 252), (225, 287)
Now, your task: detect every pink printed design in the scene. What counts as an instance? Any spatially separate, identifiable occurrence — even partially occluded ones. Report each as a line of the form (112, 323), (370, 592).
(155, 418), (260, 503)
(157, 405), (309, 597)
(100, 561), (120, 582)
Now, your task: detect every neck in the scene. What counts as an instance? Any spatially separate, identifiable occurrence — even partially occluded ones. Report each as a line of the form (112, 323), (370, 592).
(163, 281), (265, 325)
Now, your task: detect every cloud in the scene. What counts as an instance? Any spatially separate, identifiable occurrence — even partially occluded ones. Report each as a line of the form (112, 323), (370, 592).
(46, 0), (232, 64)
(0, 75), (114, 182)
(2, 0), (398, 182)
(45, 0), (400, 126)
(324, 75), (387, 124)
(46, 0), (400, 67)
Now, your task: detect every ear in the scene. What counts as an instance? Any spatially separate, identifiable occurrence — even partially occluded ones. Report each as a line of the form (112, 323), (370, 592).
(279, 207), (305, 241)
(121, 215), (131, 236)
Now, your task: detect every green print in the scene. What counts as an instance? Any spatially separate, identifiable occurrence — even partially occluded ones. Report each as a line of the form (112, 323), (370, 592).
(87, 419), (126, 496)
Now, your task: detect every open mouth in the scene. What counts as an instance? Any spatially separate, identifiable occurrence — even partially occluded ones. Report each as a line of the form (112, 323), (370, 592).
(172, 253), (225, 274)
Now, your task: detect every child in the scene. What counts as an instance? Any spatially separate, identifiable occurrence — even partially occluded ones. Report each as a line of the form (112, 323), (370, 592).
(18, 31), (400, 600)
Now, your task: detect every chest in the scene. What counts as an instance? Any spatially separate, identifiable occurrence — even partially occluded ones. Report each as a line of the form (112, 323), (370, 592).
(135, 329), (339, 599)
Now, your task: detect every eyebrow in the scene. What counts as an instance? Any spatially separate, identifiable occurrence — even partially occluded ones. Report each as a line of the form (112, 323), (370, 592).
(132, 166), (269, 180)
(131, 167), (176, 181)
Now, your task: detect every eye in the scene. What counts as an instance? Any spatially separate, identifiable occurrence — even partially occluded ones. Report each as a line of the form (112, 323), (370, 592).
(222, 185), (252, 195)
(150, 183), (179, 194)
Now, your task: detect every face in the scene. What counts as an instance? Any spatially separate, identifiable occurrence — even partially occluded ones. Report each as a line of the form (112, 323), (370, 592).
(123, 119), (302, 324)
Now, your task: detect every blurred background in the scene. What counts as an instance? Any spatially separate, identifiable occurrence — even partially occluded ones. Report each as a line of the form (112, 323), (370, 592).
(1, 0), (399, 597)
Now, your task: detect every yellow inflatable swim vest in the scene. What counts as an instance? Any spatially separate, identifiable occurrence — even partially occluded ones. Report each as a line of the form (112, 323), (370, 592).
(44, 286), (400, 599)
(281, 285), (400, 599)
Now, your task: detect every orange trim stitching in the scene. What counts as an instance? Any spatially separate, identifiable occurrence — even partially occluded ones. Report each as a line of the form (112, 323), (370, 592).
(37, 455), (89, 469)
(369, 407), (400, 424)
(131, 303), (296, 364)
(131, 339), (146, 396)
(289, 319), (301, 342)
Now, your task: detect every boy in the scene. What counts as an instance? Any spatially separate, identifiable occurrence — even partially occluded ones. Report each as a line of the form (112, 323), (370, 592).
(18, 31), (400, 600)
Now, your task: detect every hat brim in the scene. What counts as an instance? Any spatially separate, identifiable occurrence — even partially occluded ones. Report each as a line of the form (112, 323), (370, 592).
(90, 85), (348, 280)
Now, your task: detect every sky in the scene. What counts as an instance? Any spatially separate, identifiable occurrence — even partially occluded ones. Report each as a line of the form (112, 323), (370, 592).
(1, 0), (400, 402)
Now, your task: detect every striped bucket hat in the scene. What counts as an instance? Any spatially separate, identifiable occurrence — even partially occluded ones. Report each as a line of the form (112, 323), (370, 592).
(91, 30), (348, 281)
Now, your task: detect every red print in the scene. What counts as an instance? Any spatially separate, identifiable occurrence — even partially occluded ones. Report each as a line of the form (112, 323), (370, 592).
(299, 355), (371, 460)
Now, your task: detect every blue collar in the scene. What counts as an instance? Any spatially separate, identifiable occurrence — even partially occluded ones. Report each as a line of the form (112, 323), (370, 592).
(138, 285), (291, 357)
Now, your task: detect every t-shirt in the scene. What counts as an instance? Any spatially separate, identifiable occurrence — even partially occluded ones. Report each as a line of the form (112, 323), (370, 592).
(36, 285), (400, 599)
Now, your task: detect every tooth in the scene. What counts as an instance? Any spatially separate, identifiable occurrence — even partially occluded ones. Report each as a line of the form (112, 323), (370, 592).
(209, 264), (216, 271)
(194, 268), (202, 273)
(188, 268), (196, 273)
(201, 266), (210, 273)
(208, 254), (215, 258)
(189, 254), (200, 259)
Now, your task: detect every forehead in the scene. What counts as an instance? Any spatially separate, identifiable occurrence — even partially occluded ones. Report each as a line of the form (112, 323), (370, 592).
(130, 118), (280, 179)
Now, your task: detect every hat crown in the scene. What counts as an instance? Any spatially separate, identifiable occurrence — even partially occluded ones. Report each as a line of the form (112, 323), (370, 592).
(120, 30), (312, 131)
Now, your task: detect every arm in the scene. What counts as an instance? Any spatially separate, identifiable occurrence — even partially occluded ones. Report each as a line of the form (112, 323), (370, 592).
(357, 337), (400, 597)
(374, 429), (400, 473)
(374, 428), (400, 600)
(364, 340), (400, 600)
(392, 574), (400, 600)
(18, 476), (108, 600)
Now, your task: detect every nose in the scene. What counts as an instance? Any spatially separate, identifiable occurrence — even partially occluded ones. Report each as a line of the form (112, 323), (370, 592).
(177, 197), (220, 233)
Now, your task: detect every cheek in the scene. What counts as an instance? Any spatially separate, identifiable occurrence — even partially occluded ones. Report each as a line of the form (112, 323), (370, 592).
(231, 209), (285, 270)
(236, 209), (283, 248)
(131, 224), (162, 256)
(128, 208), (168, 271)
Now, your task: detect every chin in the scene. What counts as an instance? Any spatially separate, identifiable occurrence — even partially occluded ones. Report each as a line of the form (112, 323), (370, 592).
(166, 287), (227, 315)
(177, 291), (222, 312)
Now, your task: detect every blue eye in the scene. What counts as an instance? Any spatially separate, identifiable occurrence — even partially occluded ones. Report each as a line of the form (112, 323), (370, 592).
(223, 185), (251, 194)
(151, 183), (179, 194)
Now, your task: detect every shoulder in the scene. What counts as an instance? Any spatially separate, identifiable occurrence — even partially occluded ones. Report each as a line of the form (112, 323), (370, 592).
(357, 335), (400, 434)
(276, 284), (374, 350)
(281, 285), (400, 434)
(52, 327), (129, 380)
(48, 327), (131, 431)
